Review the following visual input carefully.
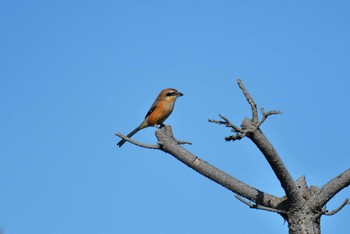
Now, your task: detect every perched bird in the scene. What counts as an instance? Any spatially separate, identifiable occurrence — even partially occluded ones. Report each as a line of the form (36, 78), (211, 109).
(117, 88), (183, 147)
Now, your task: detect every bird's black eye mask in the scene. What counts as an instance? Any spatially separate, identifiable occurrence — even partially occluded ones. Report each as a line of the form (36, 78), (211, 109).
(166, 91), (177, 96)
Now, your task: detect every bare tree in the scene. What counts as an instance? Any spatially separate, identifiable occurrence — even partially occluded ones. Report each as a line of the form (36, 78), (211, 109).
(116, 79), (350, 234)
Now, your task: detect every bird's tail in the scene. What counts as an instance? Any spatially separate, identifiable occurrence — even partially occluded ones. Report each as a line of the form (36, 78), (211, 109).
(117, 125), (142, 147)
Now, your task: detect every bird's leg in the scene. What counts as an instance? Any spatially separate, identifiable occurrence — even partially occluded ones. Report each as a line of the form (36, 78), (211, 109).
(157, 123), (165, 129)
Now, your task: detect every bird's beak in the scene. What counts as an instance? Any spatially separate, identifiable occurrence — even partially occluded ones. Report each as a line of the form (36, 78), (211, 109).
(177, 92), (183, 97)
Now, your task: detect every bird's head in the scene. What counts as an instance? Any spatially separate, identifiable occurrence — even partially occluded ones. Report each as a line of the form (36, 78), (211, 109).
(160, 88), (183, 101)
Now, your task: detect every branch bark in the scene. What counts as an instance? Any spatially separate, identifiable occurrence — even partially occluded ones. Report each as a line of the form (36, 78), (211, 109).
(115, 131), (192, 149)
(242, 119), (303, 209)
(237, 79), (258, 122)
(237, 79), (303, 209)
(115, 132), (161, 149)
(322, 198), (350, 216)
(155, 125), (282, 209)
(234, 194), (287, 214)
(314, 169), (350, 208)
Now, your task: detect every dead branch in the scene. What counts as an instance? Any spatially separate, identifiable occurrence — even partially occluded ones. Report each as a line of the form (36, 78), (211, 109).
(245, 120), (303, 209)
(314, 168), (350, 208)
(257, 108), (283, 128)
(237, 79), (258, 123)
(155, 125), (282, 209)
(115, 132), (191, 149)
(209, 114), (247, 141)
(208, 114), (243, 133)
(234, 194), (287, 214)
(211, 79), (303, 209)
(115, 132), (160, 149)
(322, 198), (350, 216)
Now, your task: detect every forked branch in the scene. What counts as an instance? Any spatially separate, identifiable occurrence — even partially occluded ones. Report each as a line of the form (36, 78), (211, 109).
(210, 79), (303, 209)
(322, 198), (350, 216)
(208, 114), (247, 141)
(257, 108), (283, 128)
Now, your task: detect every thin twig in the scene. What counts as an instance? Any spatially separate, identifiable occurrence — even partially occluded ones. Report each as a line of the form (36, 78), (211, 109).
(234, 195), (287, 214)
(115, 132), (160, 149)
(322, 198), (350, 216)
(209, 114), (247, 141)
(237, 79), (258, 123)
(115, 132), (191, 149)
(208, 119), (226, 125)
(257, 108), (283, 128)
(225, 133), (246, 141)
(176, 140), (192, 145)
(219, 114), (243, 133)
(208, 115), (243, 133)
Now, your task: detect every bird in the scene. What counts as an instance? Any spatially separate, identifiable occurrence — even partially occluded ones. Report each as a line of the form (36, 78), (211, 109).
(117, 88), (183, 147)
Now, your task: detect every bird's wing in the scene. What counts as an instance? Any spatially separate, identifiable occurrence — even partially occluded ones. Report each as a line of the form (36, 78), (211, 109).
(144, 104), (157, 119)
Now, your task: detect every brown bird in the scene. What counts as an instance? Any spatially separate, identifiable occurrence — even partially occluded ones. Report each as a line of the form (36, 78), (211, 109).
(117, 88), (183, 147)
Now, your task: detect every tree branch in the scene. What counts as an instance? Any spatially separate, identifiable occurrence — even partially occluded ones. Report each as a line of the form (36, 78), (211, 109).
(238, 79), (303, 209)
(237, 79), (258, 123)
(115, 132), (192, 149)
(208, 114), (243, 133)
(322, 198), (350, 216)
(115, 132), (160, 149)
(314, 168), (350, 208)
(209, 114), (247, 141)
(213, 79), (303, 209)
(155, 125), (282, 209)
(257, 108), (283, 128)
(242, 118), (303, 209)
(234, 194), (287, 214)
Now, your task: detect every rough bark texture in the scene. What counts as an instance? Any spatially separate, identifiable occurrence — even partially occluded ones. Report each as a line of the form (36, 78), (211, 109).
(241, 118), (303, 209)
(116, 79), (350, 233)
(288, 210), (321, 234)
(155, 125), (281, 208)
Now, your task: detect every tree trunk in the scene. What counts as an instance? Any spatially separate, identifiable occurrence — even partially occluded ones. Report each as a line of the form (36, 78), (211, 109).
(287, 209), (321, 234)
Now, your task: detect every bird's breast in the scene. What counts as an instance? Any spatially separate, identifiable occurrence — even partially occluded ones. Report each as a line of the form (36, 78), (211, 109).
(146, 101), (175, 126)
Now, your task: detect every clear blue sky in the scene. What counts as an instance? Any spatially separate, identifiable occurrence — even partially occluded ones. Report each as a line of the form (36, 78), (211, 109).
(1, 1), (350, 233)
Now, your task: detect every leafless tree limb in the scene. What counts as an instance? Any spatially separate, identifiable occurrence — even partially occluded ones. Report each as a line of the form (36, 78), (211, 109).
(115, 132), (192, 149)
(209, 115), (247, 141)
(243, 118), (303, 209)
(257, 108), (283, 128)
(211, 79), (303, 209)
(175, 139), (193, 145)
(322, 198), (350, 216)
(234, 194), (287, 214)
(155, 125), (282, 209)
(314, 169), (350, 208)
(208, 114), (243, 133)
(225, 133), (247, 141)
(115, 132), (160, 149)
(237, 79), (258, 123)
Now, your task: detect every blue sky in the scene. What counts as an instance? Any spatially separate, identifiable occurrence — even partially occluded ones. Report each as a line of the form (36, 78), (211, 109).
(1, 1), (350, 233)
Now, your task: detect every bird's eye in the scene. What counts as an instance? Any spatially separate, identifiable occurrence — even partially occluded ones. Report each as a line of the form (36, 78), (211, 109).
(166, 91), (176, 96)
